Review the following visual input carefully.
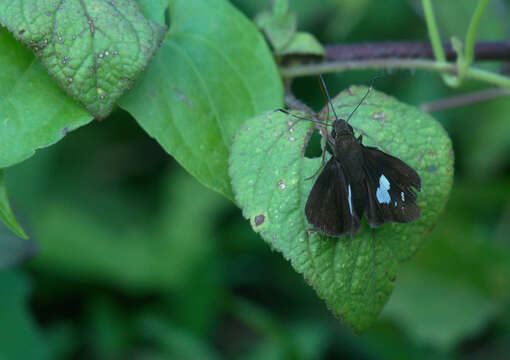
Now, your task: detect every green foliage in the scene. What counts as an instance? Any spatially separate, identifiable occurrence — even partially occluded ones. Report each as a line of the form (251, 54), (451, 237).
(137, 316), (222, 360)
(255, 0), (324, 56)
(255, 11), (297, 51)
(378, 179), (510, 351)
(29, 168), (228, 293)
(0, 30), (92, 169)
(137, 0), (168, 25)
(0, 0), (166, 119)
(460, 98), (510, 177)
(382, 267), (498, 350)
(119, 0), (283, 200)
(230, 87), (453, 332)
(278, 32), (326, 56)
(0, 171), (27, 239)
(0, 0), (508, 357)
(0, 271), (50, 360)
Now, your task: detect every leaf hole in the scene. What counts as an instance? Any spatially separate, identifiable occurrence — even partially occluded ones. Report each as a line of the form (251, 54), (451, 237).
(304, 128), (323, 159)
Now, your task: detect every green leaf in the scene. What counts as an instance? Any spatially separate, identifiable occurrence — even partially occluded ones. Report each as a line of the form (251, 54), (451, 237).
(0, 30), (92, 168)
(138, 0), (168, 25)
(0, 271), (51, 360)
(0, 0), (166, 119)
(230, 87), (454, 332)
(119, 0), (283, 200)
(279, 32), (325, 56)
(381, 267), (498, 350)
(0, 170), (28, 239)
(29, 169), (227, 293)
(255, 11), (297, 51)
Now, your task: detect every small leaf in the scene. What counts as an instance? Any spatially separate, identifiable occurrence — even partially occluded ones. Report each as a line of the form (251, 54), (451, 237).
(0, 0), (166, 119)
(120, 0), (283, 200)
(279, 32), (325, 56)
(0, 30), (92, 168)
(230, 87), (454, 332)
(255, 11), (296, 51)
(0, 171), (28, 239)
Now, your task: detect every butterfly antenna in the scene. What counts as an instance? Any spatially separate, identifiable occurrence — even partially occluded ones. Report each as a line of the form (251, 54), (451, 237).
(317, 75), (330, 124)
(318, 74), (339, 121)
(346, 75), (382, 123)
(275, 109), (331, 127)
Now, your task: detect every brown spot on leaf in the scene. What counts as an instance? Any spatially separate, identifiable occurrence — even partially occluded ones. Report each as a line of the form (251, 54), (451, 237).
(254, 214), (265, 226)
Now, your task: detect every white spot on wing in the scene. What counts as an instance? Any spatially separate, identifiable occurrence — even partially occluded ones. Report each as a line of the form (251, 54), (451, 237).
(376, 174), (391, 204)
(394, 201), (397, 207)
(401, 192), (405, 201)
(348, 184), (353, 215)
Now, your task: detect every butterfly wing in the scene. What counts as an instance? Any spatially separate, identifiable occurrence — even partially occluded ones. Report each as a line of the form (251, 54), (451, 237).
(362, 146), (422, 227)
(305, 158), (362, 237)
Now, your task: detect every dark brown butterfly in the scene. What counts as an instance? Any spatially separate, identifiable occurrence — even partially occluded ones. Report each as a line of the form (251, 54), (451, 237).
(303, 75), (422, 237)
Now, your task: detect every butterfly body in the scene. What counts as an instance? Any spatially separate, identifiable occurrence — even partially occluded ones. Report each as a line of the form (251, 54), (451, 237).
(305, 118), (422, 237)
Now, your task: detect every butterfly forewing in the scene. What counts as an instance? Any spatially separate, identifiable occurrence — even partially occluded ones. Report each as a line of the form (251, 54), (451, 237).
(361, 146), (421, 227)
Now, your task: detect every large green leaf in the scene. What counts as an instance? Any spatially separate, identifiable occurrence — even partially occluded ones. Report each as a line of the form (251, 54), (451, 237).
(119, 0), (284, 200)
(0, 0), (166, 119)
(230, 87), (454, 332)
(0, 29), (92, 169)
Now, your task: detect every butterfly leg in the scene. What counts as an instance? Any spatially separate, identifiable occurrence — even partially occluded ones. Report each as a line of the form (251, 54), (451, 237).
(306, 228), (325, 240)
(304, 138), (332, 181)
(306, 229), (317, 237)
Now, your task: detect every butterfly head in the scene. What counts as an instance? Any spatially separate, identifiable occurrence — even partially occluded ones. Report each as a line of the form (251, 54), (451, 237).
(331, 119), (354, 140)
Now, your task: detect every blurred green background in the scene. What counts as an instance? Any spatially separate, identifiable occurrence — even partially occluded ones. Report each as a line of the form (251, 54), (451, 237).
(2, 0), (510, 359)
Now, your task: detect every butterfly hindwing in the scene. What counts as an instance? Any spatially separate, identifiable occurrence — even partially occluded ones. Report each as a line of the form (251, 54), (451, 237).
(361, 146), (422, 227)
(305, 158), (362, 237)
